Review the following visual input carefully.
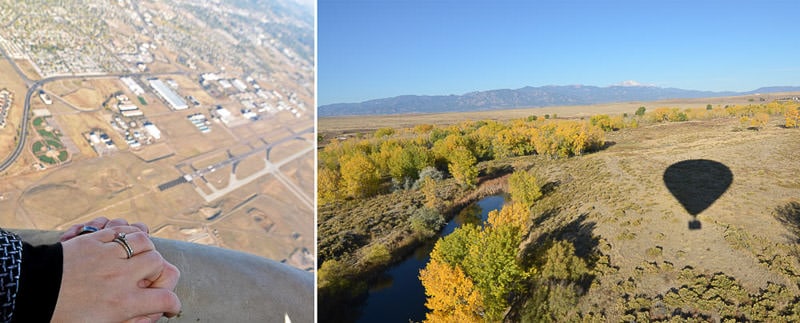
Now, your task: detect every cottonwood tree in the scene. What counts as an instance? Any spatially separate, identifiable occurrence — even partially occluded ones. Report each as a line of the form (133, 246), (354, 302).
(463, 224), (528, 321)
(419, 258), (484, 322)
(339, 152), (380, 198)
(785, 108), (800, 128)
(318, 167), (341, 205)
(448, 146), (478, 188)
(508, 171), (542, 209)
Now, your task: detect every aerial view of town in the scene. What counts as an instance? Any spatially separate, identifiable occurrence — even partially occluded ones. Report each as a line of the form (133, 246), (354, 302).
(0, 0), (314, 270)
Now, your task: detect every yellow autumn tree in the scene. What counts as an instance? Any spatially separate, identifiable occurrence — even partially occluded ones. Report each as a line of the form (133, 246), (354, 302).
(339, 152), (380, 198)
(419, 258), (484, 323)
(448, 146), (478, 188)
(318, 167), (341, 205)
(486, 201), (529, 231)
(785, 107), (800, 128)
(747, 112), (769, 129)
(508, 171), (542, 208)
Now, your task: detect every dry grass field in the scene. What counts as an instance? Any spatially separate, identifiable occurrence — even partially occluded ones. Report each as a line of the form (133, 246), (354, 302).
(502, 117), (799, 318)
(13, 59), (41, 81)
(319, 92), (800, 135)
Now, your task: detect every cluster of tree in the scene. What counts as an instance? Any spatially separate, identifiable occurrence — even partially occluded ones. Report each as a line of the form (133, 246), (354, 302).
(418, 170), (593, 322)
(419, 202), (531, 321)
(631, 101), (800, 129)
(318, 119), (606, 204)
(785, 106), (800, 128)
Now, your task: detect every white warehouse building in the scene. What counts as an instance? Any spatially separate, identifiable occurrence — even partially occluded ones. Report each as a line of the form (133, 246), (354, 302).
(149, 78), (188, 110)
(143, 121), (162, 140)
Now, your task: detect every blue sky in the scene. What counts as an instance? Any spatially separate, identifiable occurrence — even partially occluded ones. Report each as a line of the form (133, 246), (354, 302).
(318, 0), (800, 106)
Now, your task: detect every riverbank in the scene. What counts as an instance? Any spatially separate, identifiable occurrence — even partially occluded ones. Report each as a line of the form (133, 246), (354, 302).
(318, 160), (521, 322)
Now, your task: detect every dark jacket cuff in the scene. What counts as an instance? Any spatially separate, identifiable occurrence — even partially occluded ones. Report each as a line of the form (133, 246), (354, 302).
(13, 242), (62, 323)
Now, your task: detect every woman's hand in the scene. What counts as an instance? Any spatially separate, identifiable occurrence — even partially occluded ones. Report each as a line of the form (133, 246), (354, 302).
(53, 226), (181, 322)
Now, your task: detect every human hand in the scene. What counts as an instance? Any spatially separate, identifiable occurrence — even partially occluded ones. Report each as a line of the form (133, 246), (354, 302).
(53, 227), (181, 322)
(60, 217), (149, 242)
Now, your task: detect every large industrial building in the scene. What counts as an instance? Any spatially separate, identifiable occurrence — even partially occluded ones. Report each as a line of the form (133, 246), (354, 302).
(148, 78), (188, 110)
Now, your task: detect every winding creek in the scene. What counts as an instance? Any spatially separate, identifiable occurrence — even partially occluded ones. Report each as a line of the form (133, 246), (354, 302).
(355, 194), (507, 323)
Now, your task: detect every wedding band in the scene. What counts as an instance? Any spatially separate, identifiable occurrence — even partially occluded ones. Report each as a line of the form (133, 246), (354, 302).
(78, 225), (99, 235)
(112, 232), (134, 259)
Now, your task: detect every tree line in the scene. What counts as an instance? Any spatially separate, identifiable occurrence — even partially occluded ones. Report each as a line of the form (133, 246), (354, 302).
(319, 118), (607, 205)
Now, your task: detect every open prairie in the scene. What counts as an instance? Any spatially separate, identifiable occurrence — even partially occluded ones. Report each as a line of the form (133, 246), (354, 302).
(319, 92), (800, 135)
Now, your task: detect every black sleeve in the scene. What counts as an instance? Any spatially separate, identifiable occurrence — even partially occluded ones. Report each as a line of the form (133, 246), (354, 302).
(1, 231), (23, 323)
(11, 242), (63, 323)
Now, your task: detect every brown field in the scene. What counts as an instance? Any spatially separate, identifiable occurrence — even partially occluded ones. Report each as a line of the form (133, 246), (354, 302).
(278, 150), (314, 196)
(45, 79), (123, 111)
(268, 138), (310, 163)
(131, 142), (175, 162)
(235, 154), (266, 180)
(514, 118), (800, 317)
(229, 116), (291, 141)
(212, 190), (314, 268)
(150, 111), (237, 158)
(319, 92), (800, 134)
(43, 79), (83, 96)
(204, 164), (232, 190)
(61, 88), (104, 110)
(13, 59), (41, 81)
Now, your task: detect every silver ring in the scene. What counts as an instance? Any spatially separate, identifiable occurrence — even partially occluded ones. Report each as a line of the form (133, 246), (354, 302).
(112, 233), (134, 259)
(78, 225), (99, 235)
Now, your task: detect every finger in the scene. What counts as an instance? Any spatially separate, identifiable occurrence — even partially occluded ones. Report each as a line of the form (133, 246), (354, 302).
(124, 314), (159, 323)
(93, 226), (147, 243)
(147, 261), (180, 291)
(59, 223), (84, 242)
(60, 217), (112, 242)
(129, 250), (168, 284)
(106, 231), (155, 259)
(106, 218), (130, 228)
(135, 287), (181, 317)
(130, 222), (149, 235)
(85, 217), (110, 229)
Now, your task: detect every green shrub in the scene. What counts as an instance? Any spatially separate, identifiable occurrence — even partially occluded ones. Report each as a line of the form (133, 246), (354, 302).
(363, 243), (391, 265)
(409, 207), (445, 238)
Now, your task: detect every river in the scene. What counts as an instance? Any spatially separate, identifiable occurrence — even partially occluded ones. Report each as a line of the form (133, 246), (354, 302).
(354, 194), (507, 323)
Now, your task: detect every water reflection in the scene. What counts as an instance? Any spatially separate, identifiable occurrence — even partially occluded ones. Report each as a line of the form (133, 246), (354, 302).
(355, 194), (507, 323)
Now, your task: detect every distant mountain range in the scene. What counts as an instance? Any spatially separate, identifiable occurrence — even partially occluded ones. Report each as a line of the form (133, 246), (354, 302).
(318, 85), (800, 117)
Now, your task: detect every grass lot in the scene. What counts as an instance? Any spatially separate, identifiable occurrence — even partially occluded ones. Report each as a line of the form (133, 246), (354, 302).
(31, 117), (68, 166)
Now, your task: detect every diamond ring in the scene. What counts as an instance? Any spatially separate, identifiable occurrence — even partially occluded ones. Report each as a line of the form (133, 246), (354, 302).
(112, 232), (134, 259)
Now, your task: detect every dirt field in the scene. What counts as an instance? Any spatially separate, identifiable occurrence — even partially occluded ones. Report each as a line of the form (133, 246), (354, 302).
(235, 154), (266, 180)
(505, 117), (800, 317)
(278, 151), (314, 196)
(13, 59), (41, 81)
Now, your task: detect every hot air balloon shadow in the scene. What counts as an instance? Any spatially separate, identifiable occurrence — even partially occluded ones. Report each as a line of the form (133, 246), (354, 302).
(663, 159), (733, 230)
